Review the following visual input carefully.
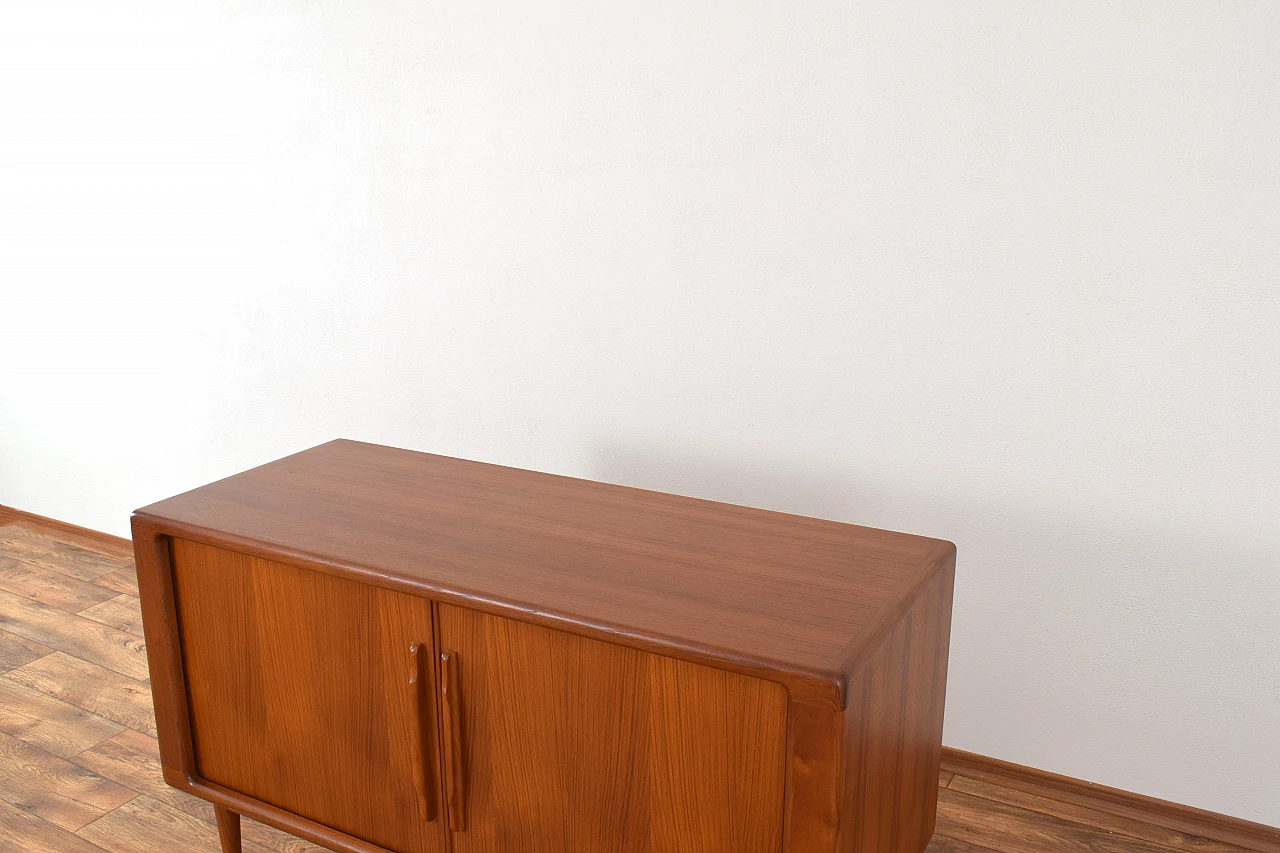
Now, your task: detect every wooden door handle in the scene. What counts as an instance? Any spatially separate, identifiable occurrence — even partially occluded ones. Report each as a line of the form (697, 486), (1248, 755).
(439, 650), (466, 831)
(408, 642), (436, 822)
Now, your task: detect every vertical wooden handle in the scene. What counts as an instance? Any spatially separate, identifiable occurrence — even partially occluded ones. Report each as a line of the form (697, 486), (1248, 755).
(439, 650), (466, 831)
(408, 642), (436, 822)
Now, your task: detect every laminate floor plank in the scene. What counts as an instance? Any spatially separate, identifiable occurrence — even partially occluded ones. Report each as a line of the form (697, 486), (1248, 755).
(940, 771), (954, 788)
(75, 731), (221, 819)
(0, 796), (114, 853)
(0, 556), (119, 613)
(6, 652), (156, 736)
(925, 834), (1010, 853)
(76, 794), (277, 853)
(937, 786), (1217, 853)
(0, 626), (51, 672)
(91, 567), (140, 597)
(0, 730), (136, 831)
(75, 730), (327, 853)
(78, 594), (145, 637)
(0, 525), (132, 582)
(947, 776), (1255, 853)
(0, 676), (124, 758)
(0, 590), (149, 681)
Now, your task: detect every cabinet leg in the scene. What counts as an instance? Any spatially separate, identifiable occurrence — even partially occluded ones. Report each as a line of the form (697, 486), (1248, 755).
(213, 806), (242, 853)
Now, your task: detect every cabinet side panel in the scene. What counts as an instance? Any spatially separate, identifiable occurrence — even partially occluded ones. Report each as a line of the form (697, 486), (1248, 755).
(837, 561), (955, 853)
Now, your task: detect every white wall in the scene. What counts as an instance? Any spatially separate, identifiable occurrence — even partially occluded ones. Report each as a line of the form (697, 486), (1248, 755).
(2, 0), (1278, 826)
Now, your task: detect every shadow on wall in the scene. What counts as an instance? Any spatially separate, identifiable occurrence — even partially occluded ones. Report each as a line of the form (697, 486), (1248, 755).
(583, 436), (1280, 826)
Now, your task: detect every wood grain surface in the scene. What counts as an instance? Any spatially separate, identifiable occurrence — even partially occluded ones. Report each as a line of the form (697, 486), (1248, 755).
(79, 595), (146, 636)
(0, 628), (52, 671)
(436, 602), (788, 853)
(133, 439), (953, 708)
(169, 538), (447, 853)
(214, 805), (242, 853)
(0, 676), (124, 758)
(7, 652), (155, 736)
(0, 520), (1271, 853)
(838, 561), (955, 853)
(0, 589), (148, 681)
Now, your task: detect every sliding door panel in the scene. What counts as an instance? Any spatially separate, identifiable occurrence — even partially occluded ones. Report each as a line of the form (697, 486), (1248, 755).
(437, 603), (788, 853)
(171, 538), (446, 853)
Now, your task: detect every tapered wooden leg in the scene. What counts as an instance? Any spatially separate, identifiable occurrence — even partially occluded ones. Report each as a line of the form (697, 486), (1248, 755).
(214, 806), (242, 853)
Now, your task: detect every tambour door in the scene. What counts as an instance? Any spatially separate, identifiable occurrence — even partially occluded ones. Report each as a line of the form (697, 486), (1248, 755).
(435, 603), (790, 853)
(170, 538), (447, 853)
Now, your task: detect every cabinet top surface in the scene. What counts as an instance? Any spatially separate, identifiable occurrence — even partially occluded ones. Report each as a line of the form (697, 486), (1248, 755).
(135, 440), (952, 701)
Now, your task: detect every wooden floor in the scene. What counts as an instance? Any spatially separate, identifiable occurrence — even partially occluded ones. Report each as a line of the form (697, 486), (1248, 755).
(0, 520), (1258, 853)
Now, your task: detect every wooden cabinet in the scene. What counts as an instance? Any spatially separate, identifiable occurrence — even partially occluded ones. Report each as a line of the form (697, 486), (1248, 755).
(132, 440), (955, 853)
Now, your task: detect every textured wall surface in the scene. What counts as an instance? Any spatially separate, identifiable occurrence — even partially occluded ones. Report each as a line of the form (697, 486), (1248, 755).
(2, 0), (1277, 825)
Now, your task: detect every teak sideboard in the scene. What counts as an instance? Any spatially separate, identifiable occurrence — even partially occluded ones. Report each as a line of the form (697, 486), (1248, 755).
(131, 439), (955, 853)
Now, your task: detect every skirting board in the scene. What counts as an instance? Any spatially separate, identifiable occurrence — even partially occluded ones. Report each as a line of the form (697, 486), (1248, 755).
(0, 503), (134, 559)
(941, 749), (1279, 853)
(2, 502), (1277, 853)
